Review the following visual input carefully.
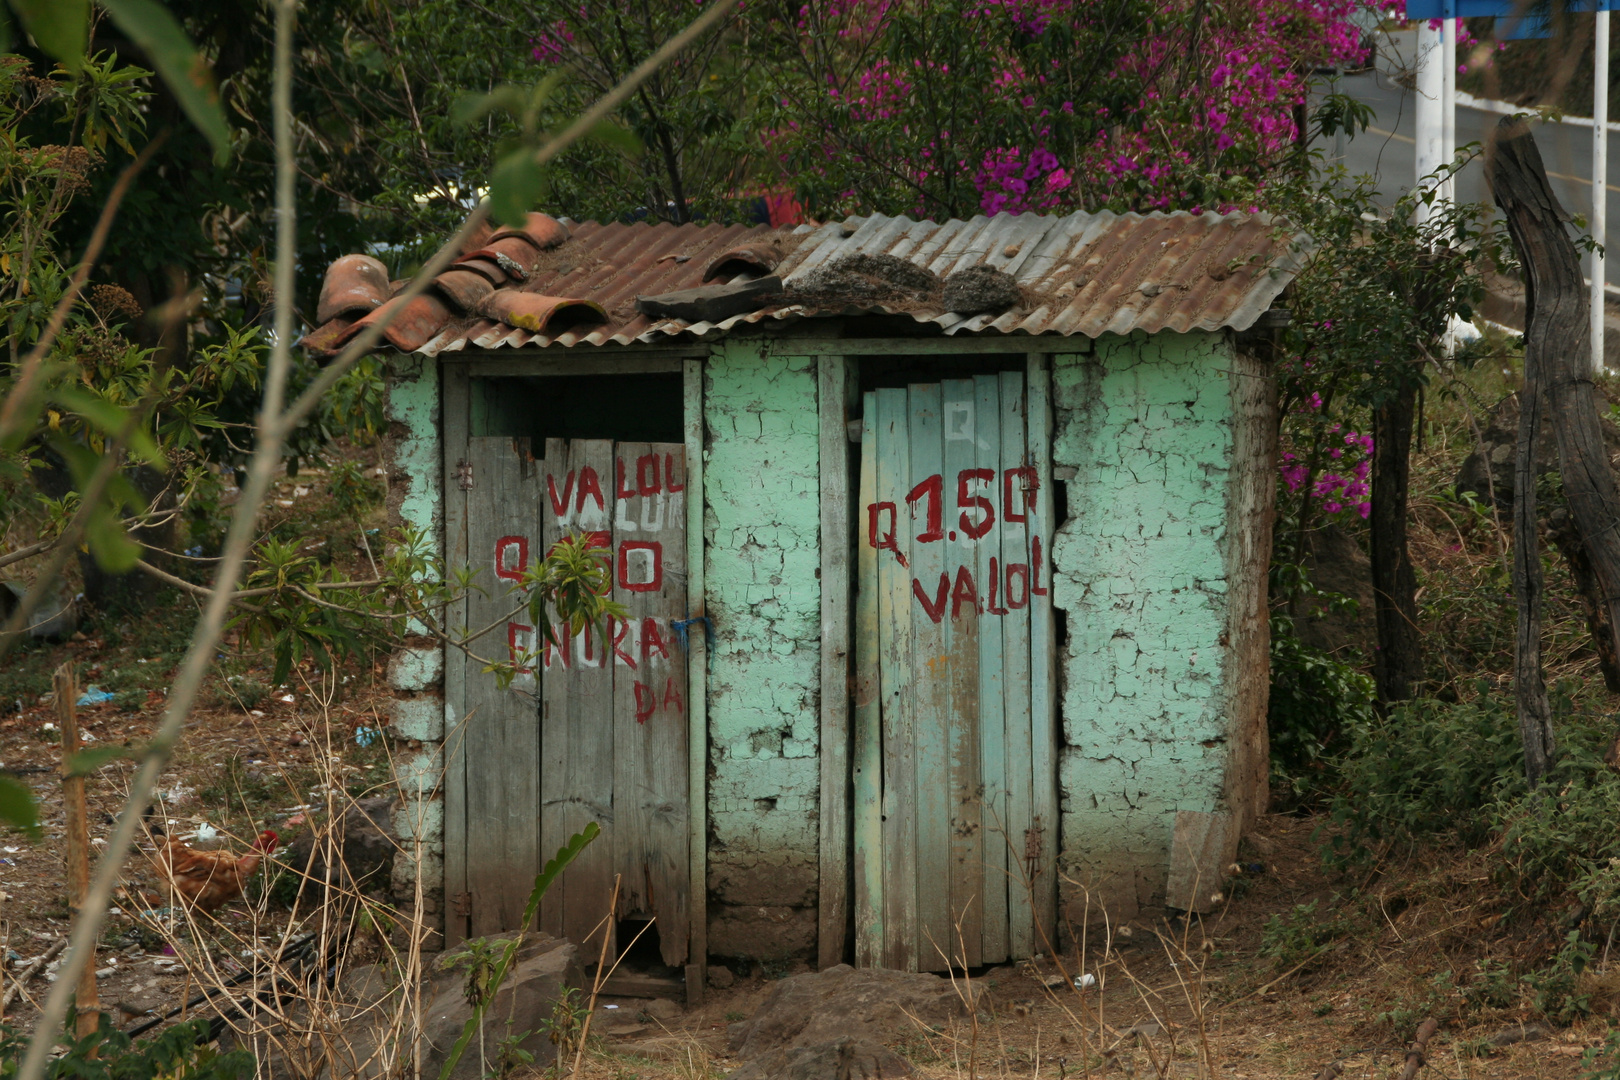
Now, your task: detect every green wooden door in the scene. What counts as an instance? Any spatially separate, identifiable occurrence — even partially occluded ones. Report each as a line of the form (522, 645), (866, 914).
(454, 434), (690, 968)
(853, 370), (1057, 971)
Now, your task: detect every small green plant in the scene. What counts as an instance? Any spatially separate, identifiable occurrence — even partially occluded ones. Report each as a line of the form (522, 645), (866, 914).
(492, 1027), (537, 1078)
(1524, 931), (1596, 1026)
(1463, 958), (1516, 1011)
(327, 460), (382, 519)
(723, 1011), (744, 1023)
(435, 824), (600, 1080)
(0, 1015), (255, 1080)
(1258, 901), (1348, 972)
(1583, 1025), (1620, 1079)
(1374, 971), (1456, 1035)
(541, 986), (589, 1062)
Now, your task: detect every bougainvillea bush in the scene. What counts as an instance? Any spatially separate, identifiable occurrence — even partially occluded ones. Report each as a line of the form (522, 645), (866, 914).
(755, 0), (1369, 220)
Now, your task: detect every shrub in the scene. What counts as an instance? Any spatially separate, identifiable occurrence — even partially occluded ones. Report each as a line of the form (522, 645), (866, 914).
(1496, 761), (1620, 917)
(1323, 694), (1526, 865)
(1268, 612), (1375, 800)
(327, 460), (382, 519)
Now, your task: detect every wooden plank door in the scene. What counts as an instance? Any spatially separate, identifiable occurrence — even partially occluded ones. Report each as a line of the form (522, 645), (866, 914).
(853, 374), (1053, 970)
(461, 436), (544, 938)
(454, 434), (690, 967)
(536, 439), (690, 968)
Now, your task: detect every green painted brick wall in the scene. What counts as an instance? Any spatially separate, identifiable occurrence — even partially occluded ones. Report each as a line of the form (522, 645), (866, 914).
(383, 354), (446, 911)
(1049, 331), (1238, 915)
(702, 343), (823, 958)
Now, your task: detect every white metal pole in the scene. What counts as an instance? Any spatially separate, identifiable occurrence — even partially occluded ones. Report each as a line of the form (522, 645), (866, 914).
(1442, 18), (1457, 206)
(1595, 7), (1610, 375)
(1415, 20), (1445, 224)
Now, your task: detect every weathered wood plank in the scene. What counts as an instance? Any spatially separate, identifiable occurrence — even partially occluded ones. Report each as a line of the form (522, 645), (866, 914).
(1000, 370), (1036, 958)
(907, 383), (951, 969)
(942, 378), (983, 969)
(683, 358), (707, 977)
(613, 442), (690, 966)
(538, 438), (571, 941)
(818, 355), (853, 970)
(542, 438), (618, 959)
(853, 391), (885, 968)
(463, 436), (543, 937)
(442, 367), (471, 947)
(976, 374), (1012, 964)
(874, 387), (917, 971)
(1025, 356), (1059, 947)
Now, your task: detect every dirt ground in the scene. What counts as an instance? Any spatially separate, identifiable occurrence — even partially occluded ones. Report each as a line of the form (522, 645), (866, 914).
(564, 812), (1610, 1080)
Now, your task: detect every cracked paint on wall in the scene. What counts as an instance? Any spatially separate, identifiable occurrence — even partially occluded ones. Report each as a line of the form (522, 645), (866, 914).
(703, 342), (822, 957)
(1049, 332), (1239, 915)
(386, 356), (442, 556)
(383, 354), (446, 918)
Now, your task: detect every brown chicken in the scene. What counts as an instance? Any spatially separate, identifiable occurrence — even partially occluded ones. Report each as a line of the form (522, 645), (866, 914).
(153, 829), (279, 914)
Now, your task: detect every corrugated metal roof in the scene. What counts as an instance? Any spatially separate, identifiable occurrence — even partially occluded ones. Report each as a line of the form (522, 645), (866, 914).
(305, 210), (1310, 357)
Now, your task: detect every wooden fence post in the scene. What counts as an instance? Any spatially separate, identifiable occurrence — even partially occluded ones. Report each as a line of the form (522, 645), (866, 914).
(54, 664), (99, 1039)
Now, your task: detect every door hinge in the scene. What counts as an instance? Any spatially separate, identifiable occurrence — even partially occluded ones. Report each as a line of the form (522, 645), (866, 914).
(455, 460), (474, 491)
(451, 891), (472, 918)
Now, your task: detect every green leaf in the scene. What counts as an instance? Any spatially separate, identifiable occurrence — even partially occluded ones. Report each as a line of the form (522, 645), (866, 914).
(50, 385), (165, 468)
(10, 0), (88, 70)
(0, 776), (41, 840)
(450, 86), (528, 128)
(86, 501), (140, 572)
(97, 0), (230, 163)
(0, 8), (12, 54)
(67, 745), (139, 776)
(488, 149), (549, 228)
(589, 120), (642, 157)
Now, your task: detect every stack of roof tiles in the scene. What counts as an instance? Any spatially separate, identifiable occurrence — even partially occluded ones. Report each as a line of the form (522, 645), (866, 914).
(302, 208), (1310, 356)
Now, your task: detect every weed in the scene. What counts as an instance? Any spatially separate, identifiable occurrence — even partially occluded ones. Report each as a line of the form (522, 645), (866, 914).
(327, 460), (382, 520)
(1584, 1025), (1620, 1079)
(491, 1027), (536, 1078)
(1374, 970), (1456, 1034)
(1259, 901), (1348, 971)
(1524, 931), (1595, 1025)
(1462, 958), (1516, 1011)
(541, 986), (589, 1062)
(723, 1011), (744, 1023)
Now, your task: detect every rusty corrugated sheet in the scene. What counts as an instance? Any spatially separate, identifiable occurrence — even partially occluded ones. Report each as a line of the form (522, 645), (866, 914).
(309, 210), (1309, 356)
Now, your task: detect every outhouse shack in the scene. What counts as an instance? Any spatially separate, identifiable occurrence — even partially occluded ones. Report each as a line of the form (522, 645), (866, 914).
(306, 208), (1306, 984)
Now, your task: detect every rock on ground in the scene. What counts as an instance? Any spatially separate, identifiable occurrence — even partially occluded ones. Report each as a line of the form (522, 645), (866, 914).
(727, 964), (978, 1059)
(285, 796), (396, 893)
(421, 935), (583, 1080)
(942, 265), (1021, 315)
(726, 1037), (913, 1080)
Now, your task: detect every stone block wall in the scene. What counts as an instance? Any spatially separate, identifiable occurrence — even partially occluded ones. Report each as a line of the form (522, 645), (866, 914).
(702, 343), (823, 959)
(382, 355), (447, 938)
(1048, 332), (1244, 923)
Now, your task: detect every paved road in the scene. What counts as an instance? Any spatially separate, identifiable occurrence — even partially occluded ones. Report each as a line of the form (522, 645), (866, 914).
(1330, 68), (1620, 287)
